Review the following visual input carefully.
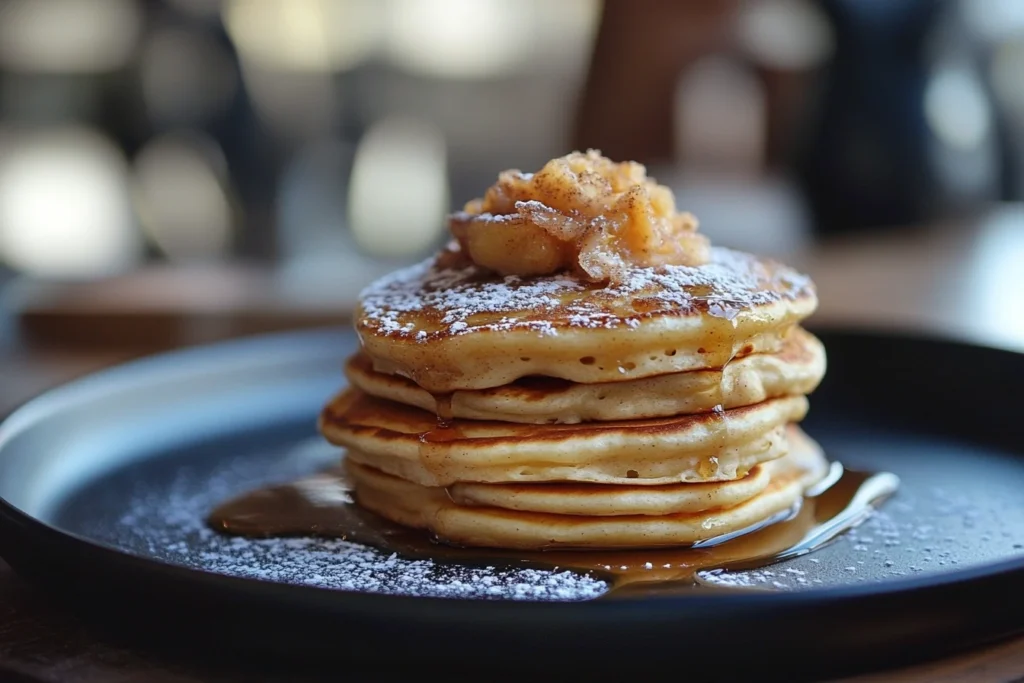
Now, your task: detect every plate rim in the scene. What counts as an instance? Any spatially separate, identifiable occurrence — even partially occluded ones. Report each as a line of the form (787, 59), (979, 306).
(0, 324), (1023, 616)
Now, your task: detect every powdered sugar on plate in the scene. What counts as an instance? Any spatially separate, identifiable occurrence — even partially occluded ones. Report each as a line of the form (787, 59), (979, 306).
(698, 436), (1024, 590)
(357, 247), (814, 340)
(60, 436), (607, 602)
(49, 425), (1024, 600)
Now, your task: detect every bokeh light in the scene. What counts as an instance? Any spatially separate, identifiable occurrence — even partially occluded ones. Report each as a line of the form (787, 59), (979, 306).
(965, 209), (1024, 347)
(222, 0), (382, 72)
(384, 0), (531, 79)
(0, 0), (142, 73)
(348, 117), (448, 258)
(963, 0), (1024, 41)
(0, 127), (140, 277)
(133, 132), (234, 261)
(736, 0), (834, 71)
(924, 64), (992, 151)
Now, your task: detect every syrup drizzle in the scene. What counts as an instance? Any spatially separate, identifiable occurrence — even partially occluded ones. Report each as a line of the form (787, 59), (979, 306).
(208, 460), (898, 597)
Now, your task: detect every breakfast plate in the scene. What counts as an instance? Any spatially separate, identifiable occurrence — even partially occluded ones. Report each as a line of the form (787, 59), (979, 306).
(0, 326), (1022, 681)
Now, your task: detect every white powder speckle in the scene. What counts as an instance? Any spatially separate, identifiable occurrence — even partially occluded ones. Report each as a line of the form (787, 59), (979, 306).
(106, 441), (607, 602)
(357, 247), (813, 340)
(64, 436), (1024, 601)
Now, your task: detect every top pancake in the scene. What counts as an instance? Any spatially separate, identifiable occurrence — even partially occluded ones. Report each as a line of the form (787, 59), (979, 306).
(356, 246), (816, 392)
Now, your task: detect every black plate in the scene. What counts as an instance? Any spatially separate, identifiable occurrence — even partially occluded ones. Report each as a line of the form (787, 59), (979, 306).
(1, 327), (1023, 682)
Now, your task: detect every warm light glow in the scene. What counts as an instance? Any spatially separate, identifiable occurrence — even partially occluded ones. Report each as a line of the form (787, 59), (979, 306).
(348, 117), (448, 258)
(0, 128), (140, 277)
(0, 0), (141, 73)
(384, 0), (531, 78)
(133, 133), (234, 261)
(924, 65), (992, 151)
(533, 0), (600, 69)
(222, 0), (382, 72)
(225, 0), (369, 135)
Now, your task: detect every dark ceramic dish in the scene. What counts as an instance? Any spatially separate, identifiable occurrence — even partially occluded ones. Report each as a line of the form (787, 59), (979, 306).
(0, 327), (1022, 682)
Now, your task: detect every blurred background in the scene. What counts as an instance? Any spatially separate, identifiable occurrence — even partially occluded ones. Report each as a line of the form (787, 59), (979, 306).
(1, 0), (1023, 409)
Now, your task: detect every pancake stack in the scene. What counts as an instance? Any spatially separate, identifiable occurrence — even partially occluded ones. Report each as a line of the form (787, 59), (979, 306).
(320, 153), (828, 550)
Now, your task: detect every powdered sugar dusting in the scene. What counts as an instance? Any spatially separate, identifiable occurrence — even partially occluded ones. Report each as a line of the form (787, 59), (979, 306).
(64, 437), (606, 601)
(49, 425), (1024, 600)
(357, 247), (814, 340)
(698, 463), (1024, 590)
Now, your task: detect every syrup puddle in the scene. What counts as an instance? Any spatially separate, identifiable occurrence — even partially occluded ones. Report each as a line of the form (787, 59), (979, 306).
(208, 459), (899, 597)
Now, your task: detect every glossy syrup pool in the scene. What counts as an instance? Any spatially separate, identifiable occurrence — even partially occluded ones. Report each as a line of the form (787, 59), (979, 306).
(204, 457), (899, 597)
(52, 417), (1024, 601)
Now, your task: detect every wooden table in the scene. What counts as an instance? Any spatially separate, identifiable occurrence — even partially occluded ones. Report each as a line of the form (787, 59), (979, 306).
(1, 209), (1023, 682)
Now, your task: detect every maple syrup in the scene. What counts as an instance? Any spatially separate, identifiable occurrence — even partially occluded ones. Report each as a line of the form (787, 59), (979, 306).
(208, 460), (898, 596)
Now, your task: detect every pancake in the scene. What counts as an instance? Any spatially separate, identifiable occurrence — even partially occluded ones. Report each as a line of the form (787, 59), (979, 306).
(311, 152), (835, 552)
(356, 246), (817, 392)
(782, 423), (831, 486)
(346, 327), (825, 424)
(448, 460), (772, 516)
(446, 425), (826, 517)
(320, 390), (808, 486)
(343, 428), (788, 488)
(345, 428), (827, 550)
